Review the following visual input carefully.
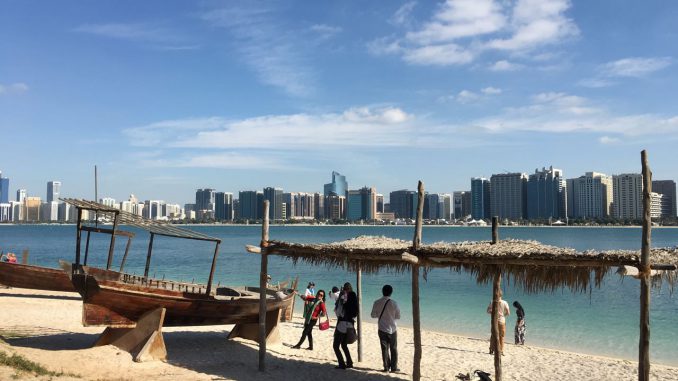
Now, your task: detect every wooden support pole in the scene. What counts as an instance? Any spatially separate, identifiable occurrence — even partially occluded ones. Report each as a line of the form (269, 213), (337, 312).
(75, 208), (83, 265)
(106, 212), (119, 270)
(259, 200), (270, 372)
(84, 231), (91, 265)
(144, 233), (155, 278)
(639, 150), (652, 381)
(119, 236), (133, 272)
(490, 216), (502, 381)
(205, 241), (221, 296)
(357, 261), (363, 362)
(411, 180), (425, 381)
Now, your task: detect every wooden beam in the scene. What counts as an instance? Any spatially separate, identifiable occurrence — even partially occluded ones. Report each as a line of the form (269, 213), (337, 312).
(639, 150), (652, 381)
(119, 236), (133, 272)
(411, 180), (425, 381)
(426, 256), (639, 268)
(357, 261), (363, 362)
(106, 212), (119, 270)
(491, 217), (502, 381)
(246, 245), (262, 254)
(84, 231), (91, 266)
(259, 200), (270, 372)
(80, 225), (135, 238)
(75, 208), (83, 265)
(492, 216), (499, 244)
(205, 241), (220, 297)
(144, 233), (154, 278)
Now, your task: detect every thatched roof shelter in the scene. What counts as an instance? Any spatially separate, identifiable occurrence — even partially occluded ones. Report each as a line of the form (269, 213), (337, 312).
(265, 236), (678, 293)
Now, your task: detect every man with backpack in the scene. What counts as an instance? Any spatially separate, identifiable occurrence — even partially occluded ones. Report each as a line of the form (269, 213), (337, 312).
(371, 284), (401, 373)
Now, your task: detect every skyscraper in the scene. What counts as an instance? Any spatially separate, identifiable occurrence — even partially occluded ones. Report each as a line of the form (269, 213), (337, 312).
(490, 173), (527, 220)
(526, 167), (567, 220)
(453, 191), (472, 220)
(263, 187), (283, 220)
(238, 191), (263, 220)
(0, 171), (9, 204)
(389, 190), (418, 219)
(612, 173), (643, 220)
(215, 192), (234, 221)
(652, 180), (677, 217)
(195, 188), (215, 213)
(47, 181), (61, 203)
(347, 187), (377, 221)
(324, 171), (348, 197)
(16, 189), (26, 203)
(471, 178), (490, 220)
(567, 172), (613, 219)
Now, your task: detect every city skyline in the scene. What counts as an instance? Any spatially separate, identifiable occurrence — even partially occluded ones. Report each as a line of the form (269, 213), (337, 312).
(2, 1), (678, 202)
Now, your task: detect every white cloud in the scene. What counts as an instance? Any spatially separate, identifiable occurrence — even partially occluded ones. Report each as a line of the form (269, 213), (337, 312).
(201, 6), (315, 97)
(391, 2), (417, 26)
(577, 78), (614, 88)
(0, 82), (29, 95)
(600, 57), (672, 78)
(488, 60), (523, 71)
(456, 90), (480, 104)
(481, 87), (502, 95)
(310, 24), (342, 39)
(599, 136), (621, 145)
(370, 0), (577, 67)
(74, 23), (186, 47)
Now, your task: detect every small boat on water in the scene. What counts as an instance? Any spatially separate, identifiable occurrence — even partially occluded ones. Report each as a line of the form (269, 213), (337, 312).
(61, 199), (295, 360)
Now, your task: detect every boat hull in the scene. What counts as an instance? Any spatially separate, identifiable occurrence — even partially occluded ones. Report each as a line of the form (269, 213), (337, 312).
(0, 261), (76, 292)
(72, 272), (295, 327)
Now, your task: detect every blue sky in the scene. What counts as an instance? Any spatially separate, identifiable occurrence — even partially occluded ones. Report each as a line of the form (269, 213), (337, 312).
(2, 0), (678, 204)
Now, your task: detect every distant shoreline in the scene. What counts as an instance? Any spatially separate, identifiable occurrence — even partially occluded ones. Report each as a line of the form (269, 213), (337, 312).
(1, 223), (677, 228)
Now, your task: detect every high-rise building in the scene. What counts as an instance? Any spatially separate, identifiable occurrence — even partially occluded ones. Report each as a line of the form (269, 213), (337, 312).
(389, 190), (418, 219)
(195, 189), (215, 213)
(16, 189), (26, 203)
(440, 194), (452, 221)
(526, 167), (567, 220)
(215, 192), (234, 221)
(376, 194), (384, 213)
(650, 192), (670, 219)
(47, 181), (61, 203)
(652, 180), (677, 218)
(239, 191), (263, 220)
(263, 187), (283, 220)
(100, 197), (116, 208)
(612, 173), (643, 220)
(0, 171), (9, 204)
(453, 191), (472, 220)
(0, 203), (10, 222)
(325, 194), (346, 220)
(347, 187), (377, 221)
(567, 172), (613, 219)
(293, 193), (315, 219)
(490, 173), (527, 220)
(41, 201), (60, 222)
(324, 171), (348, 197)
(25, 197), (41, 222)
(313, 193), (324, 220)
(471, 178), (491, 220)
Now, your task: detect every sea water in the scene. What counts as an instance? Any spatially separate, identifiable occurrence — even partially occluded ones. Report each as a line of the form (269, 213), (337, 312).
(1, 225), (676, 365)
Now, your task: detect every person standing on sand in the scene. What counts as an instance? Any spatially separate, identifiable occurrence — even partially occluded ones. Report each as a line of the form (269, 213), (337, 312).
(300, 281), (316, 320)
(486, 289), (510, 355)
(333, 282), (358, 369)
(513, 301), (526, 345)
(370, 284), (401, 373)
(292, 289), (329, 350)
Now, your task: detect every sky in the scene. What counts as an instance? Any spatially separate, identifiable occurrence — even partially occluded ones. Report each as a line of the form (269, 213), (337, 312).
(2, 0), (678, 205)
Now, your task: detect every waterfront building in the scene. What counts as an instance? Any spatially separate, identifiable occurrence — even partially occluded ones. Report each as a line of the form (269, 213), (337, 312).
(58, 202), (71, 222)
(376, 194), (384, 213)
(650, 192), (671, 219)
(144, 200), (166, 220)
(389, 190), (417, 219)
(324, 171), (348, 197)
(215, 192), (234, 221)
(40, 201), (59, 222)
(238, 191), (263, 220)
(0, 203), (10, 222)
(25, 196), (41, 222)
(16, 189), (26, 203)
(490, 173), (527, 221)
(47, 181), (61, 203)
(325, 194), (346, 220)
(263, 187), (283, 220)
(100, 197), (116, 208)
(313, 193), (324, 220)
(293, 192), (315, 219)
(347, 187), (377, 222)
(567, 172), (613, 219)
(471, 178), (491, 220)
(10, 201), (23, 222)
(423, 193), (438, 220)
(652, 180), (677, 217)
(0, 171), (9, 204)
(453, 191), (472, 220)
(440, 193), (452, 221)
(283, 193), (295, 219)
(526, 166), (567, 220)
(165, 203), (182, 220)
(612, 173), (643, 220)
(195, 188), (215, 215)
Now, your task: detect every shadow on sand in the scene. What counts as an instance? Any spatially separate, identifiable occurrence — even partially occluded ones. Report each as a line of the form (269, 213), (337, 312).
(0, 291), (82, 301)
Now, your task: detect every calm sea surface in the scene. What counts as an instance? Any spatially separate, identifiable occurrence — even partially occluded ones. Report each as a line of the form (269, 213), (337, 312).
(1, 225), (677, 365)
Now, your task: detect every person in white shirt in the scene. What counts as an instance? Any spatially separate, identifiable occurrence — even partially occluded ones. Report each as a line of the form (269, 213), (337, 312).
(370, 284), (401, 373)
(486, 289), (510, 355)
(329, 286), (340, 304)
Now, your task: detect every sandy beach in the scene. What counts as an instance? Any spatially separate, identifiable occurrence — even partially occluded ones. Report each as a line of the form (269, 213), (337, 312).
(1, 287), (677, 381)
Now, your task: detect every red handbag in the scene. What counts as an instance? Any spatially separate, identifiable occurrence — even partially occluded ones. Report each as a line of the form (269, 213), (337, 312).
(319, 320), (330, 331)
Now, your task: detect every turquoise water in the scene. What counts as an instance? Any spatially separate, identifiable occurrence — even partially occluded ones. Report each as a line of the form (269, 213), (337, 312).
(1, 225), (677, 365)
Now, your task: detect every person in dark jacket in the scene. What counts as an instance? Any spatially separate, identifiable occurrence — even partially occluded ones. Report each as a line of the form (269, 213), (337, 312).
(513, 301), (526, 345)
(333, 282), (358, 369)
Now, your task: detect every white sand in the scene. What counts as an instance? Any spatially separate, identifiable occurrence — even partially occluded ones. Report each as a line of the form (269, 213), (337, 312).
(1, 288), (677, 381)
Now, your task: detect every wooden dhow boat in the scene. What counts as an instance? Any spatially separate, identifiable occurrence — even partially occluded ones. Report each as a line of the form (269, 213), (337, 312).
(62, 199), (295, 362)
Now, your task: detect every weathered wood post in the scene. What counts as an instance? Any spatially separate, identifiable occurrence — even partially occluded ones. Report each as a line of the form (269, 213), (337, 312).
(144, 233), (155, 278)
(259, 200), (270, 372)
(411, 181), (425, 381)
(75, 208), (83, 265)
(639, 150), (652, 381)
(491, 216), (502, 381)
(357, 261), (363, 362)
(106, 212), (119, 270)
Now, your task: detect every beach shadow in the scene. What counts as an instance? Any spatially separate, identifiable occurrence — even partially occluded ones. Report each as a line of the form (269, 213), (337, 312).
(3, 331), (98, 350)
(435, 345), (487, 355)
(163, 330), (402, 380)
(0, 292), (81, 301)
